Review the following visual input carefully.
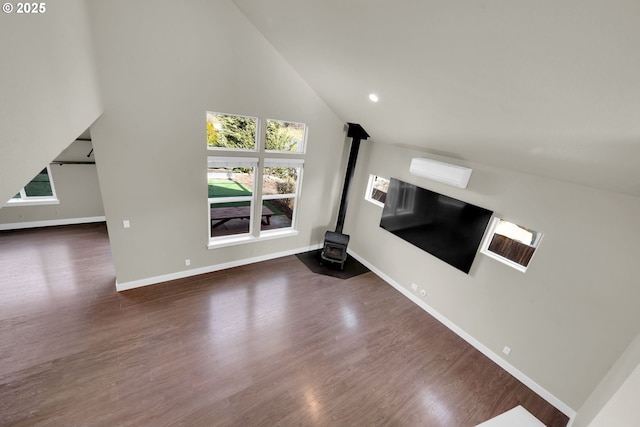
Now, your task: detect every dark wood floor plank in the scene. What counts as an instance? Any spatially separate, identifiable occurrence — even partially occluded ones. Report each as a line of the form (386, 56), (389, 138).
(0, 224), (568, 426)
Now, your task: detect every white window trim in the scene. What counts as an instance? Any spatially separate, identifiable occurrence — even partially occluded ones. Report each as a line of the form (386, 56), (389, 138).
(260, 159), (304, 234)
(364, 174), (388, 208)
(207, 229), (300, 249)
(5, 165), (59, 207)
(206, 111), (260, 152)
(208, 158), (258, 241)
(480, 217), (543, 273)
(5, 198), (60, 207)
(262, 193), (296, 200)
(207, 157), (260, 168)
(264, 118), (308, 155)
(207, 146), (259, 153)
(209, 195), (253, 205)
(264, 158), (304, 168)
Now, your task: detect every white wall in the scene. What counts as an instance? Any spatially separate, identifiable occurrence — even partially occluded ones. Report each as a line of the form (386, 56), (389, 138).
(576, 331), (640, 426)
(343, 141), (640, 413)
(0, 141), (105, 229)
(0, 0), (103, 204)
(587, 361), (640, 427)
(0, 164), (104, 229)
(86, 0), (346, 285)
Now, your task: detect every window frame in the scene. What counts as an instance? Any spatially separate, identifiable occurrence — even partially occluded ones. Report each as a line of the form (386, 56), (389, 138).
(206, 113), (306, 249)
(207, 157), (258, 243)
(206, 111), (259, 152)
(480, 217), (543, 273)
(260, 158), (304, 235)
(5, 165), (59, 207)
(364, 174), (389, 208)
(264, 118), (307, 155)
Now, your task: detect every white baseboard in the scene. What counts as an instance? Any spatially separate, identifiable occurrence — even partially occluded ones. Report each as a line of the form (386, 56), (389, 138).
(347, 248), (577, 424)
(0, 216), (106, 231)
(116, 243), (323, 292)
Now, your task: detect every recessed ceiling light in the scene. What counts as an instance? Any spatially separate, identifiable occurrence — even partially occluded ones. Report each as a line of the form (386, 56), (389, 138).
(368, 93), (379, 103)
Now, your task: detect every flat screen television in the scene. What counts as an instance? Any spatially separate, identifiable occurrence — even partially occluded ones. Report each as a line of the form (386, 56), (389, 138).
(380, 178), (493, 274)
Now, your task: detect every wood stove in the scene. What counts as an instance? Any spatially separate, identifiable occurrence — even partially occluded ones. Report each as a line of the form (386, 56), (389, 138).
(321, 231), (350, 269)
(320, 123), (369, 269)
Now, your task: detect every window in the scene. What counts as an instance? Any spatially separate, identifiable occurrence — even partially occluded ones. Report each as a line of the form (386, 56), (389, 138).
(208, 157), (257, 238)
(207, 112), (306, 247)
(265, 119), (306, 153)
(261, 159), (303, 232)
(365, 174), (389, 207)
(6, 166), (59, 206)
(206, 112), (257, 151)
(480, 218), (543, 272)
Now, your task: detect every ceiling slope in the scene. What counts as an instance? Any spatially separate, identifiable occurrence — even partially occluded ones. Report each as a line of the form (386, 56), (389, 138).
(233, 0), (640, 196)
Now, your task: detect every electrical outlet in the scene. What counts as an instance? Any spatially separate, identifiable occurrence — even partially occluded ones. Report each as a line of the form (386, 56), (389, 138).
(185, 259), (191, 266)
(411, 283), (418, 291)
(123, 220), (130, 229)
(502, 346), (511, 356)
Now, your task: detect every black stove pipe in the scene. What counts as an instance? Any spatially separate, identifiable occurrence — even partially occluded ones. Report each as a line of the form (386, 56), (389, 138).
(335, 123), (369, 234)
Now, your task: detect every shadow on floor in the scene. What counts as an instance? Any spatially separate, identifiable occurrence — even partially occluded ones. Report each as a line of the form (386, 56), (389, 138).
(295, 249), (370, 279)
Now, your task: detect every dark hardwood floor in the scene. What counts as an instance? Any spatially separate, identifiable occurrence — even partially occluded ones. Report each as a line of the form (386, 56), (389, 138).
(0, 223), (569, 426)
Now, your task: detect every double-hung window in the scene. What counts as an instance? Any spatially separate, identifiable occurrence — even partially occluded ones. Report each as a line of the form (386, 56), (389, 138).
(206, 112), (306, 247)
(208, 157), (258, 238)
(261, 158), (303, 232)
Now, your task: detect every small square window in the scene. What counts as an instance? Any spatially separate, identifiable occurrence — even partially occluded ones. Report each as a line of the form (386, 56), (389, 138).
(365, 174), (389, 207)
(481, 218), (543, 272)
(265, 119), (306, 153)
(206, 112), (257, 151)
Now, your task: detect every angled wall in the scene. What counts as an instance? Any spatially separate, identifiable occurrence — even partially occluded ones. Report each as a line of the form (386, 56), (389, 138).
(577, 331), (640, 426)
(586, 358), (640, 427)
(86, 0), (346, 285)
(0, 0), (103, 204)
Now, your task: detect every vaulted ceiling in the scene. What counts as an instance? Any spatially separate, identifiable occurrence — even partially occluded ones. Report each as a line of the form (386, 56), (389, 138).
(233, 0), (640, 196)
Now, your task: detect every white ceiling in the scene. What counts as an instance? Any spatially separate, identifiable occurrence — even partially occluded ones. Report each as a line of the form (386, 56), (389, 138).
(233, 0), (640, 196)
